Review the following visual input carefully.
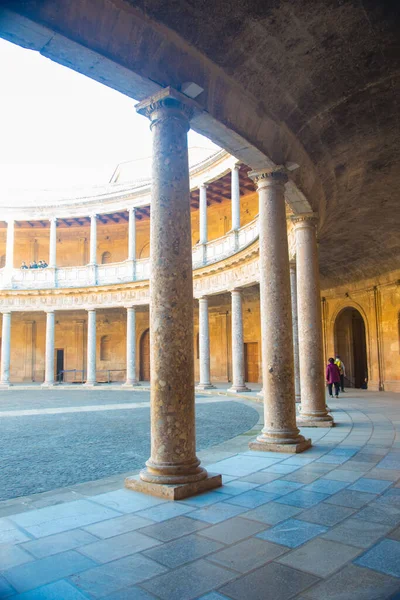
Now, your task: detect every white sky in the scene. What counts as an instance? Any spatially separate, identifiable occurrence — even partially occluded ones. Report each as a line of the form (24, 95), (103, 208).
(0, 38), (218, 197)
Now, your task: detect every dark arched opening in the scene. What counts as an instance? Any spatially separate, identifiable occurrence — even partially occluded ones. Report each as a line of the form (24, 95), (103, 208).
(140, 328), (150, 381)
(334, 307), (368, 388)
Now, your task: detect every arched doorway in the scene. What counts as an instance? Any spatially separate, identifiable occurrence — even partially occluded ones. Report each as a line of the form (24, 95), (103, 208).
(334, 308), (368, 388)
(140, 328), (150, 381)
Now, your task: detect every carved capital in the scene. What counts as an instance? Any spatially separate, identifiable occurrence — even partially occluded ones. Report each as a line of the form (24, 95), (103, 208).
(291, 212), (319, 228)
(248, 166), (288, 188)
(136, 87), (199, 130)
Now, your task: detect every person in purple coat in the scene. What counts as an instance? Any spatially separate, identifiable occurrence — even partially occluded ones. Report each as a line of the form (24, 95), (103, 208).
(326, 357), (341, 398)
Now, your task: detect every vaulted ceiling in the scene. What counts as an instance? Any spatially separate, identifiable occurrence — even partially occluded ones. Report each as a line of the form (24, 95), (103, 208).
(1, 0), (399, 287)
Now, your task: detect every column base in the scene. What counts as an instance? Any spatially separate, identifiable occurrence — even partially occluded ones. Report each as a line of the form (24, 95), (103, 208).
(295, 395), (301, 403)
(41, 382), (57, 388)
(84, 382), (98, 388)
(122, 381), (140, 388)
(249, 437), (312, 454)
(297, 417), (335, 428)
(257, 389), (264, 398)
(195, 383), (216, 391)
(125, 472), (222, 500)
(0, 383), (12, 389)
(227, 385), (251, 393)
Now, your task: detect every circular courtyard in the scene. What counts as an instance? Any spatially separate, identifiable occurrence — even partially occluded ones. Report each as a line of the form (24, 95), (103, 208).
(0, 390), (259, 501)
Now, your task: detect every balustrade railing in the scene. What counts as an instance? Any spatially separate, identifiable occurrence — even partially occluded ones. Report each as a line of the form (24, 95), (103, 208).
(1, 217), (259, 291)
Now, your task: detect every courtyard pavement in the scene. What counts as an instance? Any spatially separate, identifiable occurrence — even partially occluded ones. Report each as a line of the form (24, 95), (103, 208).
(0, 388), (399, 599)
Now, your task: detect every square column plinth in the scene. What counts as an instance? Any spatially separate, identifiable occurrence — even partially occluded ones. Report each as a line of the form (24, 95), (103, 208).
(249, 438), (312, 454)
(125, 473), (222, 500)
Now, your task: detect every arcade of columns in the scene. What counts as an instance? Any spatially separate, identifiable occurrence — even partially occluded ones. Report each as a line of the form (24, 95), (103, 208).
(0, 88), (335, 499)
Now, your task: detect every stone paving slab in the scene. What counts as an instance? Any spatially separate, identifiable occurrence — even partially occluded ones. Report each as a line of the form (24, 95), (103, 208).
(0, 392), (400, 599)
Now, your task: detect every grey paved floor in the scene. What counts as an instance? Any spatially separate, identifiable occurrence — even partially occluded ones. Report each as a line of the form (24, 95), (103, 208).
(0, 390), (400, 599)
(0, 391), (259, 501)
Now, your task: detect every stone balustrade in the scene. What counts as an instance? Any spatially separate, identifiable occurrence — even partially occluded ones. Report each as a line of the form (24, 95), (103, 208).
(0, 217), (259, 291)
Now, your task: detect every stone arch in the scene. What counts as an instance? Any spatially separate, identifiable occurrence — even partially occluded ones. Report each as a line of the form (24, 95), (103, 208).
(101, 251), (112, 264)
(333, 306), (368, 388)
(139, 242), (150, 259)
(100, 335), (111, 361)
(140, 328), (150, 381)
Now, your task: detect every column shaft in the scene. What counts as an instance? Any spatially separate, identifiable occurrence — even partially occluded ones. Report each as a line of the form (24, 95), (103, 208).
(85, 309), (97, 385)
(49, 219), (57, 268)
(0, 312), (11, 386)
(125, 88), (221, 498)
(290, 260), (301, 402)
(199, 184), (208, 244)
(196, 297), (214, 390)
(231, 165), (241, 231)
(228, 289), (250, 393)
(5, 220), (14, 270)
(128, 208), (136, 261)
(89, 216), (97, 265)
(43, 311), (55, 386)
(249, 168), (310, 452)
(124, 307), (138, 386)
(292, 215), (333, 426)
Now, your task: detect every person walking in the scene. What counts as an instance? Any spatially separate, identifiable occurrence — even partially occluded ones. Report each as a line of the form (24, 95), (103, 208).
(335, 354), (346, 392)
(326, 357), (341, 399)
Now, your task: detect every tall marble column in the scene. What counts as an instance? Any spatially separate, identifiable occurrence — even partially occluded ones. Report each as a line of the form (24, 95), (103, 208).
(89, 215), (97, 265)
(289, 260), (301, 403)
(85, 309), (97, 386)
(199, 183), (208, 264)
(42, 311), (55, 387)
(228, 289), (250, 393)
(5, 220), (14, 270)
(128, 208), (136, 280)
(124, 306), (138, 386)
(125, 88), (221, 499)
(196, 296), (215, 390)
(248, 168), (310, 452)
(231, 164), (241, 231)
(49, 218), (57, 268)
(0, 312), (12, 388)
(292, 214), (334, 427)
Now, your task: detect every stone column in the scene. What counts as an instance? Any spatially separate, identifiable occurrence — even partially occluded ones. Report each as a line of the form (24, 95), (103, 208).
(248, 168), (310, 452)
(196, 296), (215, 390)
(125, 87), (221, 499)
(124, 306), (139, 387)
(228, 289), (250, 393)
(89, 215), (97, 265)
(289, 260), (301, 403)
(0, 312), (12, 388)
(85, 309), (97, 386)
(128, 207), (136, 280)
(292, 214), (334, 427)
(49, 218), (57, 268)
(199, 183), (208, 264)
(42, 311), (55, 387)
(5, 220), (14, 270)
(231, 164), (241, 231)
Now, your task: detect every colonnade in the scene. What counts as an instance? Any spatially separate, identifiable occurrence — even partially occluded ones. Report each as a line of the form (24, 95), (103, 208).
(0, 87), (334, 499)
(121, 87), (333, 499)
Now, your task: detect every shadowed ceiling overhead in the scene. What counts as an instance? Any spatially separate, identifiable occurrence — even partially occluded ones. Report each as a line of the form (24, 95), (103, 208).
(1, 0), (399, 286)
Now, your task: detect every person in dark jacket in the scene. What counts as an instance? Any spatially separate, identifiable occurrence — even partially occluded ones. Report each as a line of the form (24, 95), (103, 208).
(326, 357), (341, 399)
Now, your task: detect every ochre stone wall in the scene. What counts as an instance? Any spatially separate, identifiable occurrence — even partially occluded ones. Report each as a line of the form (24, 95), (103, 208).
(322, 269), (400, 393)
(0, 193), (259, 268)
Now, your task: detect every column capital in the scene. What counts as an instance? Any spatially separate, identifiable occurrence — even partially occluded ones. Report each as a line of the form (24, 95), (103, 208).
(44, 309), (55, 314)
(199, 182), (208, 190)
(1, 310), (12, 315)
(89, 213), (98, 220)
(49, 217), (57, 224)
(231, 163), (240, 172)
(125, 305), (137, 311)
(135, 87), (200, 128)
(127, 206), (136, 214)
(249, 166), (288, 188)
(198, 295), (209, 302)
(291, 212), (319, 228)
(289, 258), (297, 269)
(229, 287), (243, 295)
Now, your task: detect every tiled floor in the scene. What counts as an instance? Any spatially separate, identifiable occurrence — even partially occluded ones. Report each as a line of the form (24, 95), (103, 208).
(1, 390), (400, 599)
